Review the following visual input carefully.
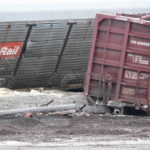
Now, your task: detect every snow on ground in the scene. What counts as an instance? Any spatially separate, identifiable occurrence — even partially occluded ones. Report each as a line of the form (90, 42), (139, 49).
(0, 88), (86, 110)
(1, 138), (150, 147)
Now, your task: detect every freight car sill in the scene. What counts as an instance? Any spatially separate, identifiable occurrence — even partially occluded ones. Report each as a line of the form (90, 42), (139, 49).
(107, 101), (129, 108)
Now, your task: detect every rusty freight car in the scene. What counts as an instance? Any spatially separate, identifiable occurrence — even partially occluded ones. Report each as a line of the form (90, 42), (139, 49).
(84, 13), (150, 113)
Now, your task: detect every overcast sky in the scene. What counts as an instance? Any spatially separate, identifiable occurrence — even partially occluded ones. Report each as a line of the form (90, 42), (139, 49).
(0, 0), (149, 10)
(0, 0), (149, 21)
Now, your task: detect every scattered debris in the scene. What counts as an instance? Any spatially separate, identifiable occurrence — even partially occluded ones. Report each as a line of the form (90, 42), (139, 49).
(24, 112), (33, 118)
(0, 104), (76, 117)
(40, 100), (54, 107)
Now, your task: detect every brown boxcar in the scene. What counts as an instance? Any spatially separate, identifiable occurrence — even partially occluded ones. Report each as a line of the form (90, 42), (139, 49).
(84, 13), (150, 113)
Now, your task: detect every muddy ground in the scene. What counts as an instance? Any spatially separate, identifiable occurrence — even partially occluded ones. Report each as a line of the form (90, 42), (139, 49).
(0, 88), (150, 149)
(0, 114), (150, 143)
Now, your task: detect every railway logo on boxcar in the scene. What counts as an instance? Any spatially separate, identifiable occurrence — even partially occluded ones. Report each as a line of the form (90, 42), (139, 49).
(0, 42), (23, 58)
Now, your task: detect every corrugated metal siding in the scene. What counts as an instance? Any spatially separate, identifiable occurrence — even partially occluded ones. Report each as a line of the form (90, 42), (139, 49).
(52, 20), (94, 86)
(13, 56), (57, 87)
(11, 20), (94, 88)
(0, 24), (27, 42)
(0, 24), (28, 87)
(13, 22), (68, 88)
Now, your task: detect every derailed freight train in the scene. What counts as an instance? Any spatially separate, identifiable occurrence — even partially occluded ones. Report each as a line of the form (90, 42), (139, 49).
(0, 20), (94, 89)
(0, 0), (149, 89)
(84, 13), (150, 113)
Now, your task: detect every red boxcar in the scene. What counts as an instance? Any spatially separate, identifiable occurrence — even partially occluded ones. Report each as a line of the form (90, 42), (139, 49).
(84, 13), (150, 113)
